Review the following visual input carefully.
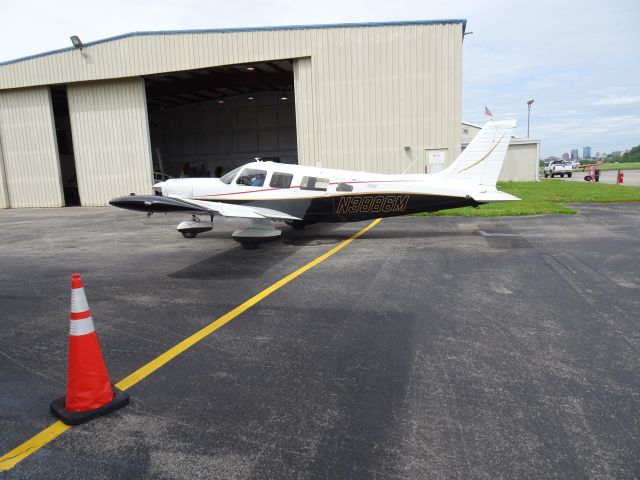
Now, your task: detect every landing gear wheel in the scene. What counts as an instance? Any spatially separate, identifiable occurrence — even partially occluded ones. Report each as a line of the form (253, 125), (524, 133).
(544, 173), (548, 178)
(285, 220), (307, 230)
(568, 173), (572, 178)
(239, 239), (260, 250)
(181, 231), (197, 238)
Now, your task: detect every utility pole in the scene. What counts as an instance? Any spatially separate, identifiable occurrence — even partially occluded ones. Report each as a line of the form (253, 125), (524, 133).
(527, 99), (534, 138)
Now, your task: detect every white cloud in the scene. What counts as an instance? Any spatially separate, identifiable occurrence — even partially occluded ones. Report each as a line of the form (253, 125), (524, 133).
(591, 96), (640, 106)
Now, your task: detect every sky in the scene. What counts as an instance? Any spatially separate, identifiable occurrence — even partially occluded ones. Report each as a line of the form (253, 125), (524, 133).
(1, 0), (638, 158)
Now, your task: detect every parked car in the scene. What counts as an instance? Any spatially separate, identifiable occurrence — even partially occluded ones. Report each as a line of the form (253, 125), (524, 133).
(544, 160), (573, 178)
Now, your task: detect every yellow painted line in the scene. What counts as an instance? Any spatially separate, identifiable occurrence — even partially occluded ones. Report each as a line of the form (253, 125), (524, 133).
(0, 218), (382, 472)
(0, 422), (70, 471)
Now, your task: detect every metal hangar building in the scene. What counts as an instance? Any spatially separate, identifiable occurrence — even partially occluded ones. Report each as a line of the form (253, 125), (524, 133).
(0, 20), (466, 208)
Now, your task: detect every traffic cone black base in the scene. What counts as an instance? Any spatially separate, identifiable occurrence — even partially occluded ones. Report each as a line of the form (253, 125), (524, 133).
(50, 386), (129, 426)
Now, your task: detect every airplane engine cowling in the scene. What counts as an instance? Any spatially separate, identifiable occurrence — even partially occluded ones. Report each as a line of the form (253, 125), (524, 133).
(160, 179), (193, 198)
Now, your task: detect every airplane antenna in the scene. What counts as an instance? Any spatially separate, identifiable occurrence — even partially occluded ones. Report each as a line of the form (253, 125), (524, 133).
(402, 154), (420, 174)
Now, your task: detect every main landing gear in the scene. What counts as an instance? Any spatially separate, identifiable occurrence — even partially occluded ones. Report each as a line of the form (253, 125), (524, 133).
(232, 219), (282, 249)
(176, 216), (283, 249)
(177, 215), (213, 238)
(285, 220), (307, 230)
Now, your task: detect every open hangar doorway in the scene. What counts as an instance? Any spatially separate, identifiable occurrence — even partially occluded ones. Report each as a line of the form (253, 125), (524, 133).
(144, 61), (296, 180)
(51, 86), (80, 206)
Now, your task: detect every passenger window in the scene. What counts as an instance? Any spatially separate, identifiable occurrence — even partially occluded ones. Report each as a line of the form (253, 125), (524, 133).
(336, 183), (353, 192)
(236, 168), (267, 187)
(301, 176), (330, 191)
(270, 172), (293, 189)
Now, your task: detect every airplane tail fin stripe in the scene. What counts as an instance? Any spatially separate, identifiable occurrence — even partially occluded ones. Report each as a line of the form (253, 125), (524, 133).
(443, 120), (516, 186)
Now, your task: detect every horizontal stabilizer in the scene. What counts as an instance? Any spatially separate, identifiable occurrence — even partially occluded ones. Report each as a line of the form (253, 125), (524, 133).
(471, 191), (520, 202)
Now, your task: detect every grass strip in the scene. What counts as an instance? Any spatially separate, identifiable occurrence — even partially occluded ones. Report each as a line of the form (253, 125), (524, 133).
(418, 181), (640, 217)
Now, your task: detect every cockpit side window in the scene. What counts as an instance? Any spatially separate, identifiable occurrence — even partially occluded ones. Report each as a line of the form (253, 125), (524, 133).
(269, 172), (293, 188)
(236, 168), (267, 187)
(300, 176), (330, 191)
(220, 166), (242, 184)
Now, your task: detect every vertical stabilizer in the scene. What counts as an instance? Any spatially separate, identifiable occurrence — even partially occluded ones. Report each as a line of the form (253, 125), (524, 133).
(443, 120), (517, 186)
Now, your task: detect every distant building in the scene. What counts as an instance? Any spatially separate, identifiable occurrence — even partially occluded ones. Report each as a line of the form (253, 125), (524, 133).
(583, 146), (592, 159)
(562, 152), (570, 160)
(571, 149), (579, 160)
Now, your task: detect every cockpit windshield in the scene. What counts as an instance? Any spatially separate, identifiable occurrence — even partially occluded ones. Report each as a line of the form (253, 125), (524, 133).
(220, 167), (243, 184)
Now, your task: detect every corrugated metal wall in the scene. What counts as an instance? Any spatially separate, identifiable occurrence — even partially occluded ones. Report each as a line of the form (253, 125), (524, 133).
(301, 24), (462, 173)
(68, 78), (153, 206)
(293, 57), (316, 168)
(0, 134), (9, 208)
(0, 87), (63, 207)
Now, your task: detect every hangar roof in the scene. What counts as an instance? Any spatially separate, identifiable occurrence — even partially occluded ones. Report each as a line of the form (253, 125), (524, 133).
(0, 20), (466, 67)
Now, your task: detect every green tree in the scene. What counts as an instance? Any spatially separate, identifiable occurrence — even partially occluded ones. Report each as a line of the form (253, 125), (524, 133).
(618, 145), (640, 163)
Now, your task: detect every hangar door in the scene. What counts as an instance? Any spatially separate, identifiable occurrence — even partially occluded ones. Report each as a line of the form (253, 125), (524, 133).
(0, 87), (64, 207)
(0, 134), (9, 208)
(68, 78), (153, 206)
(145, 61), (296, 178)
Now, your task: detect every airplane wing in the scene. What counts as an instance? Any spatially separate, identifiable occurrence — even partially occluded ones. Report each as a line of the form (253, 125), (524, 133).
(177, 197), (301, 220)
(109, 195), (301, 221)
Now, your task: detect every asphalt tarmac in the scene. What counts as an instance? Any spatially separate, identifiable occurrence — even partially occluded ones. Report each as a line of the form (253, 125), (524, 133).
(1, 204), (639, 479)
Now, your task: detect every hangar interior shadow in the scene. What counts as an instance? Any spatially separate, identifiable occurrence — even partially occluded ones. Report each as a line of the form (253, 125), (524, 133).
(51, 86), (80, 206)
(144, 60), (297, 180)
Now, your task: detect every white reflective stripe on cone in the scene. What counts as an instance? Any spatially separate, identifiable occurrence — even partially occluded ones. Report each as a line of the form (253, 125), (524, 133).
(69, 317), (95, 336)
(71, 288), (90, 313)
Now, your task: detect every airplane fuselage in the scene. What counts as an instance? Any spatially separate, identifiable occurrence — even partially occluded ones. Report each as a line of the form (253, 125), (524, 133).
(152, 162), (481, 224)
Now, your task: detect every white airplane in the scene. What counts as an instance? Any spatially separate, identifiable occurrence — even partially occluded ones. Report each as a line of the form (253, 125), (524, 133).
(110, 119), (519, 248)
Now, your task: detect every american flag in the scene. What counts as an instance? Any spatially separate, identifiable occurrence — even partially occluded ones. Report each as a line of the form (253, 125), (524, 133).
(484, 105), (493, 118)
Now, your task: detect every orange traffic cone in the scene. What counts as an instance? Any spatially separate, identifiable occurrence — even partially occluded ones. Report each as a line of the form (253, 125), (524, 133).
(50, 273), (129, 425)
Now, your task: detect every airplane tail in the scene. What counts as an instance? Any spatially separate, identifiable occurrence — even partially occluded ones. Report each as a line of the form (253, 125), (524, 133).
(442, 119), (516, 187)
